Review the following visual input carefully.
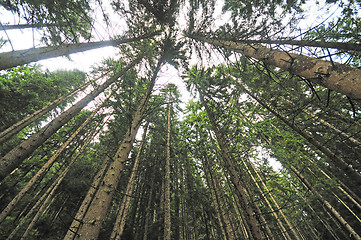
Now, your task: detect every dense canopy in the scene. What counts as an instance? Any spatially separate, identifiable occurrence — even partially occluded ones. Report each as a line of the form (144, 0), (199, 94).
(0, 0), (361, 239)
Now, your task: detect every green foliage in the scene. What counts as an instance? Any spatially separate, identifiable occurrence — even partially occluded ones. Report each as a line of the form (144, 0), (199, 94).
(0, 0), (93, 44)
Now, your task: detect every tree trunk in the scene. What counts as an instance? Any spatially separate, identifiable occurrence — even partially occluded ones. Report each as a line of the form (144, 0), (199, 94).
(63, 150), (112, 239)
(0, 70), (110, 144)
(201, 154), (227, 240)
(164, 98), (172, 240)
(0, 23), (55, 30)
(228, 38), (361, 52)
(0, 60), (139, 181)
(290, 165), (361, 240)
(6, 121), (99, 240)
(70, 58), (163, 240)
(0, 98), (107, 223)
(239, 84), (361, 185)
(0, 31), (159, 70)
(281, 96), (361, 146)
(189, 34), (361, 99)
(110, 123), (148, 240)
(200, 94), (263, 240)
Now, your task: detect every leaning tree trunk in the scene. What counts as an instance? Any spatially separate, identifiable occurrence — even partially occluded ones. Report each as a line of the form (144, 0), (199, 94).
(0, 99), (107, 223)
(189, 34), (361, 99)
(290, 165), (361, 240)
(0, 59), (139, 181)
(110, 123), (149, 240)
(69, 57), (164, 240)
(164, 97), (172, 240)
(200, 93), (263, 240)
(0, 31), (159, 70)
(7, 118), (105, 240)
(227, 38), (361, 52)
(0, 23), (57, 30)
(237, 82), (361, 185)
(0, 71), (110, 144)
(201, 153), (227, 240)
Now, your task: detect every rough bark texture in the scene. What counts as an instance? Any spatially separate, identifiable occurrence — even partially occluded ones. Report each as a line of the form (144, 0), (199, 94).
(0, 32), (159, 70)
(190, 35), (361, 99)
(72, 59), (162, 240)
(110, 123), (148, 240)
(200, 94), (263, 240)
(164, 99), (172, 240)
(0, 100), (106, 223)
(0, 60), (138, 181)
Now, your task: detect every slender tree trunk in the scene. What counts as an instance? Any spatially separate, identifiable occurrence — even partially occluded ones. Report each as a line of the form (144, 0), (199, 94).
(238, 84), (361, 185)
(63, 153), (112, 239)
(0, 99), (107, 223)
(201, 154), (227, 240)
(227, 38), (361, 52)
(200, 94), (263, 239)
(110, 123), (148, 240)
(0, 23), (57, 30)
(0, 71), (110, 144)
(290, 165), (361, 240)
(247, 161), (298, 240)
(143, 168), (156, 240)
(0, 60), (139, 181)
(281, 96), (361, 146)
(189, 34), (361, 99)
(164, 98), (172, 240)
(70, 58), (163, 240)
(0, 32), (159, 70)
(7, 118), (104, 240)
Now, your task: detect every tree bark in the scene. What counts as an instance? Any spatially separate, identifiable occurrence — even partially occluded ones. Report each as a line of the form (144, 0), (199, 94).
(238, 84), (361, 185)
(0, 60), (139, 181)
(290, 165), (361, 240)
(228, 38), (361, 52)
(164, 97), (172, 240)
(110, 123), (148, 240)
(189, 34), (361, 99)
(6, 121), (101, 240)
(0, 71), (110, 144)
(70, 58), (163, 240)
(0, 31), (159, 70)
(0, 98), (107, 223)
(200, 94), (263, 240)
(201, 154), (227, 240)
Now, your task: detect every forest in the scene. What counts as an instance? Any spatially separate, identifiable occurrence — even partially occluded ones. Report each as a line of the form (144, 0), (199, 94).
(0, 0), (361, 239)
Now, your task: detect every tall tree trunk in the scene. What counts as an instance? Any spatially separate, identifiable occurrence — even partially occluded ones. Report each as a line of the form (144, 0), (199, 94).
(70, 58), (164, 240)
(189, 34), (361, 99)
(0, 31), (159, 70)
(226, 38), (361, 51)
(0, 60), (139, 181)
(238, 84), (361, 185)
(7, 118), (104, 240)
(0, 98), (107, 223)
(110, 123), (148, 240)
(281, 96), (361, 146)
(201, 153), (227, 240)
(290, 165), (361, 240)
(200, 94), (263, 240)
(247, 161), (298, 240)
(63, 148), (112, 239)
(164, 97), (172, 240)
(143, 167), (156, 240)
